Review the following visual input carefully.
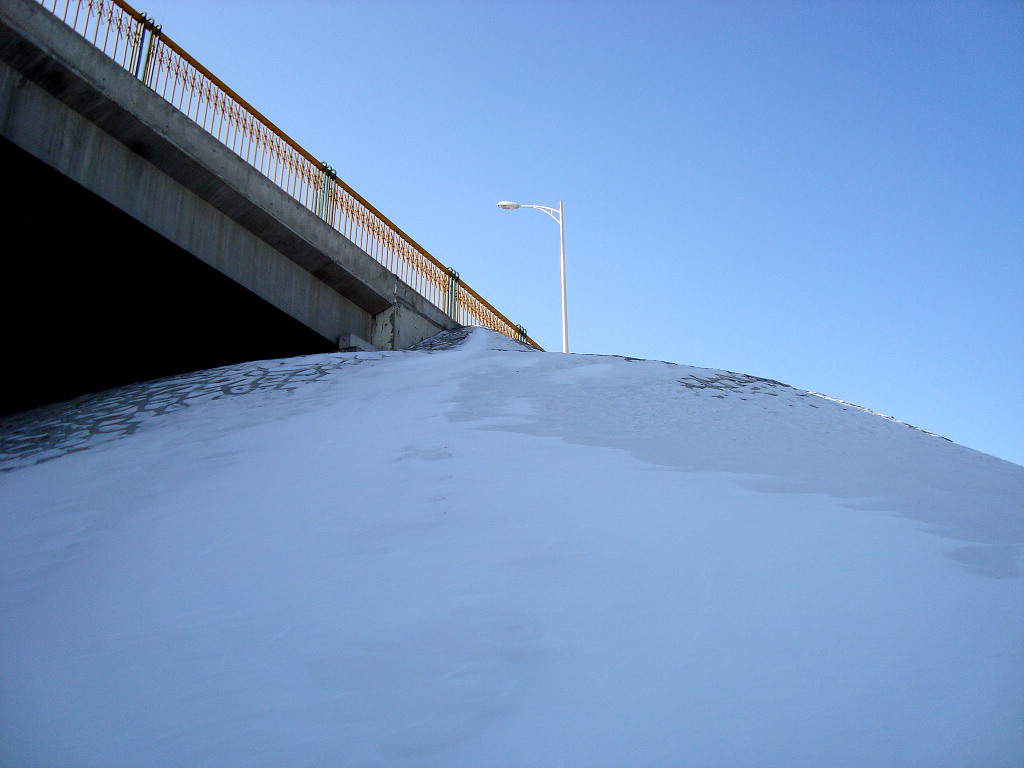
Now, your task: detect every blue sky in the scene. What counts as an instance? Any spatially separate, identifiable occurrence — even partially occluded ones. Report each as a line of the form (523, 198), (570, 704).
(135, 0), (1022, 466)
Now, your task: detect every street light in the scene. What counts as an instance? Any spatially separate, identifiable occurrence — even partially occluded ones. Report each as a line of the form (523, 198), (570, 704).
(497, 200), (568, 353)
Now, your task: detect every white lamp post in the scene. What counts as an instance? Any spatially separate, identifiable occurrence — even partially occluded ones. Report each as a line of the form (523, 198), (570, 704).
(497, 200), (568, 353)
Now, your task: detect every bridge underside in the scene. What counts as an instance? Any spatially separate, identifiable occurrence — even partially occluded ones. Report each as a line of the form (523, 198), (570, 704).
(2, 137), (335, 417)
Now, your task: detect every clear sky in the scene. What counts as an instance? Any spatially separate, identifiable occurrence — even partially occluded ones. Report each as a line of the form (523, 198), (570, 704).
(132, 0), (1022, 466)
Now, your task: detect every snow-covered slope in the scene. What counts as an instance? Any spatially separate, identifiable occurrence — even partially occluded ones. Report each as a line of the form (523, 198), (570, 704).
(2, 328), (1022, 767)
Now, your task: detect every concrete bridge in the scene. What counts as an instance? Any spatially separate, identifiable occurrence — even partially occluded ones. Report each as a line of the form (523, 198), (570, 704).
(0, 0), (535, 416)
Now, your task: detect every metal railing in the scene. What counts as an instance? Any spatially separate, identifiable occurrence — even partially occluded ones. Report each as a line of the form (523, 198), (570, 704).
(36, 0), (541, 349)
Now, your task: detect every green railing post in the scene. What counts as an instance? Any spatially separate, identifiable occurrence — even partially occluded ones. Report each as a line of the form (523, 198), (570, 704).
(515, 324), (528, 344)
(446, 268), (460, 321)
(315, 163), (337, 223)
(129, 13), (160, 85)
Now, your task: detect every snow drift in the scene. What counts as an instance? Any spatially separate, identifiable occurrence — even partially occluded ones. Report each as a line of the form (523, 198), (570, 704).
(2, 328), (1022, 767)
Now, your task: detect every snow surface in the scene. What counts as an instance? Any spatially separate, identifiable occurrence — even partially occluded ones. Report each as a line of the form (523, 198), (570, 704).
(1, 328), (1022, 767)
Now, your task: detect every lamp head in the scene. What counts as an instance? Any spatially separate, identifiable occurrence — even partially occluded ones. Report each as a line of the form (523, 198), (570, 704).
(497, 201), (521, 210)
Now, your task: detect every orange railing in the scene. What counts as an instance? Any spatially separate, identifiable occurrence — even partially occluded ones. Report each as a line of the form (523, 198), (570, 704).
(37, 0), (540, 349)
